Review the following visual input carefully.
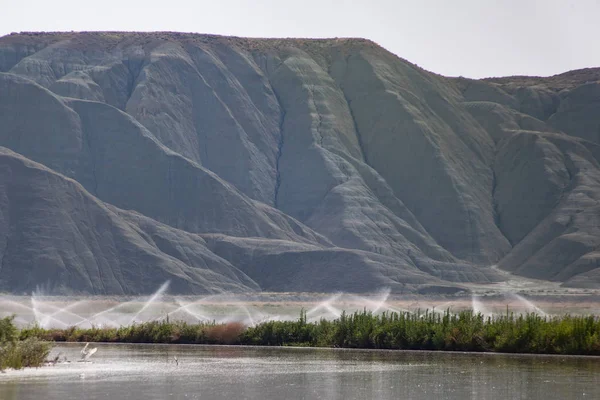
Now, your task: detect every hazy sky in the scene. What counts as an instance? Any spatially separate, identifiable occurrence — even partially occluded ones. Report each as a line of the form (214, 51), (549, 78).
(0, 0), (598, 78)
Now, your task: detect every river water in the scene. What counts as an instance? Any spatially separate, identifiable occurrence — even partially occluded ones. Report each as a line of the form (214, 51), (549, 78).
(0, 343), (598, 399)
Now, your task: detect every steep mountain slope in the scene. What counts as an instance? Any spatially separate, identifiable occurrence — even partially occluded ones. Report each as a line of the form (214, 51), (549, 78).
(458, 72), (600, 287)
(0, 147), (464, 295)
(0, 31), (599, 293)
(0, 147), (259, 294)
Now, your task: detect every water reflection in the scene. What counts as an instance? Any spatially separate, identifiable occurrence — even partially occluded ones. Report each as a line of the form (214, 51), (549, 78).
(0, 344), (598, 399)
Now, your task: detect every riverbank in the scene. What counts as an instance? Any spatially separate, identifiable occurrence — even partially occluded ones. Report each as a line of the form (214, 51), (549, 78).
(19, 310), (600, 356)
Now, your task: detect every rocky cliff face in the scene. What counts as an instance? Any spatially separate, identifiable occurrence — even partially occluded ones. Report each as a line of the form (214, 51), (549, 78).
(0, 32), (599, 294)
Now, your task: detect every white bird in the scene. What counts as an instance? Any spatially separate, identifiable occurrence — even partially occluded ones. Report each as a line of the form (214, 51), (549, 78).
(173, 356), (178, 366)
(80, 342), (97, 361)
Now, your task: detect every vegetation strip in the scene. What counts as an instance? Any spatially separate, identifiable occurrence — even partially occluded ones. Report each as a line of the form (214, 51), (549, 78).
(0, 317), (51, 371)
(5, 310), (600, 363)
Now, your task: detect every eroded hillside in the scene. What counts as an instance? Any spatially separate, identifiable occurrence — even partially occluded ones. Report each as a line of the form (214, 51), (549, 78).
(0, 32), (599, 294)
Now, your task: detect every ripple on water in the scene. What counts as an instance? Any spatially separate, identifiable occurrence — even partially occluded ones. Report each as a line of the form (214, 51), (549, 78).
(2, 344), (600, 400)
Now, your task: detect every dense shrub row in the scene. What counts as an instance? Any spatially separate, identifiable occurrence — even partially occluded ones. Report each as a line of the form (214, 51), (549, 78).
(20, 320), (246, 345)
(19, 310), (600, 355)
(0, 316), (51, 371)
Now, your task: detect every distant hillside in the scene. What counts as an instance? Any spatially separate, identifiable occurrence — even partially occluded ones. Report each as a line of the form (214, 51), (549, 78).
(0, 31), (599, 294)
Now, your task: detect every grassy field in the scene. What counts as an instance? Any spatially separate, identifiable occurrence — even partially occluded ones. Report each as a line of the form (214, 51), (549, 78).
(18, 309), (600, 356)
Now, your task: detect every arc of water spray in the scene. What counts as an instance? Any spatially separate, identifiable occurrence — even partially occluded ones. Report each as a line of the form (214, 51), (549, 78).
(4, 286), (470, 329)
(78, 301), (138, 326)
(30, 297), (70, 328)
(44, 300), (86, 319)
(509, 293), (547, 317)
(31, 296), (42, 325)
(347, 288), (394, 314)
(307, 293), (342, 320)
(471, 295), (493, 318)
(369, 288), (391, 313)
(240, 305), (256, 327)
(154, 294), (223, 324)
(127, 281), (170, 325)
(1, 299), (57, 326)
(238, 303), (273, 327)
(162, 298), (212, 322)
(39, 301), (94, 328)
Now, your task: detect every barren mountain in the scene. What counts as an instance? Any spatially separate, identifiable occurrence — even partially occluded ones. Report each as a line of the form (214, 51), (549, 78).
(0, 31), (599, 294)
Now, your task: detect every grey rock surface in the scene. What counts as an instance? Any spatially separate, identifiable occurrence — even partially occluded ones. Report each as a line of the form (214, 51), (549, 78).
(0, 147), (259, 294)
(0, 32), (599, 293)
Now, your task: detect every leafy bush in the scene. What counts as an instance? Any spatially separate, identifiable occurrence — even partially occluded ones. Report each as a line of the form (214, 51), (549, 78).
(0, 316), (51, 371)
